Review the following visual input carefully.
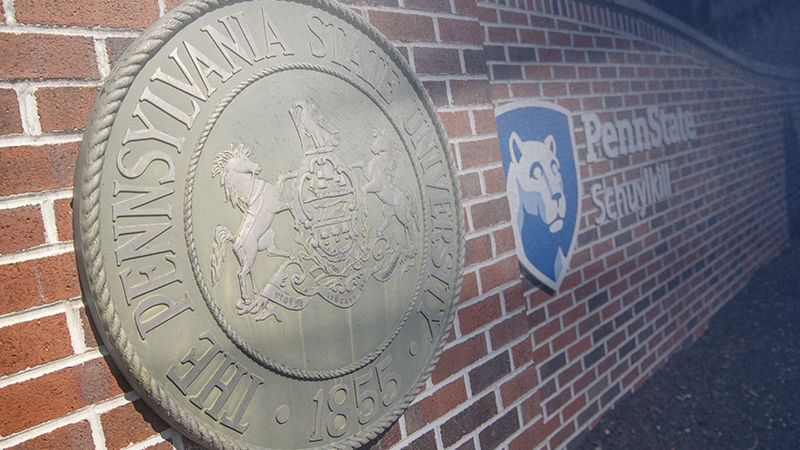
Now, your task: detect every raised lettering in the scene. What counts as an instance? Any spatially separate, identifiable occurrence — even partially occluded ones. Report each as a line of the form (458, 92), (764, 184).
(113, 222), (173, 265)
(632, 116), (650, 153)
(647, 105), (662, 148)
(307, 14), (329, 58)
(167, 332), (224, 395)
(112, 182), (173, 220)
(122, 103), (184, 152)
(601, 121), (618, 158)
(140, 86), (199, 130)
(116, 148), (175, 184)
(201, 17), (256, 73)
(262, 8), (294, 57)
(581, 113), (602, 163)
(151, 48), (208, 102)
(134, 292), (194, 339)
(591, 183), (607, 224)
(120, 254), (183, 300)
(184, 41), (234, 97)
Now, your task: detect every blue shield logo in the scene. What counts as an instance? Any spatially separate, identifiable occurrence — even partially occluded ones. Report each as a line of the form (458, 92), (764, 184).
(495, 101), (582, 290)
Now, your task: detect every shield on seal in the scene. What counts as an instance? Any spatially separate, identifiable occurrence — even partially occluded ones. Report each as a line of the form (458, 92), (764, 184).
(495, 100), (582, 290)
(296, 151), (362, 266)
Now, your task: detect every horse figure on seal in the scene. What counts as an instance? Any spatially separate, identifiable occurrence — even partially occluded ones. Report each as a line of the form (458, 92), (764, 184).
(210, 144), (291, 308)
(363, 128), (419, 242)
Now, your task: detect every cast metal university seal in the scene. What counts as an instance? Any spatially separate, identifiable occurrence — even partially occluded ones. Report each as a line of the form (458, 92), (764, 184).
(73, 1), (463, 448)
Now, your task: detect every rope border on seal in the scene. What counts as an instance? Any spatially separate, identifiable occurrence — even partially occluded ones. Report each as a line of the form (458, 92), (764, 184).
(74, 0), (465, 448)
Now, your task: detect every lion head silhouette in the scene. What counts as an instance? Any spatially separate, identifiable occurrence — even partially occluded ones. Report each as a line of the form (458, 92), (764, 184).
(507, 132), (566, 233)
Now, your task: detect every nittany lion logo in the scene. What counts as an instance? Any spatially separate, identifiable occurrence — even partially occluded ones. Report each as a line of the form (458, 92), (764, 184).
(507, 132), (566, 234)
(496, 101), (581, 290)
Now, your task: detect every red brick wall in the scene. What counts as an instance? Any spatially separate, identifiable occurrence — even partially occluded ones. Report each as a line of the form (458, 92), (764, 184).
(1, 0), (797, 449)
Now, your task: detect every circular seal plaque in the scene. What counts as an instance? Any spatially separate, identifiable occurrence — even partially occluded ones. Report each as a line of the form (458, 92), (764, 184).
(73, 1), (463, 448)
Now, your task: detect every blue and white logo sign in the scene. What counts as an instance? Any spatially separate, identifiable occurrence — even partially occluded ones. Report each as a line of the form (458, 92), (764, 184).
(495, 100), (582, 290)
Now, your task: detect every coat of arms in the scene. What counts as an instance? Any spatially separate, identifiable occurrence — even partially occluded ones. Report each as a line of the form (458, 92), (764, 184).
(209, 100), (418, 323)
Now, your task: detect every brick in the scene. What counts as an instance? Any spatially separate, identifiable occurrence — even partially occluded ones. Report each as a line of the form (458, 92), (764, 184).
(0, 356), (128, 435)
(520, 391), (541, 424)
(547, 31), (571, 46)
(438, 18), (484, 45)
(493, 64), (523, 80)
(432, 334), (487, 383)
(490, 310), (527, 348)
(9, 420), (93, 449)
(15, 0), (159, 28)
(460, 138), (501, 169)
(503, 282), (525, 312)
(0, 205), (45, 254)
(405, 378), (467, 434)
(422, 80), (448, 107)
(534, 317), (561, 343)
(508, 46), (536, 62)
(520, 29), (546, 45)
(471, 198), (510, 231)
(406, 430), (436, 450)
(500, 365), (537, 406)
(558, 360), (582, 388)
(0, 88), (22, 135)
(538, 48), (562, 63)
(405, 0), (451, 12)
(454, 439), (476, 450)
(479, 409), (520, 449)
(441, 393), (497, 447)
(369, 419), (401, 450)
(164, 0), (186, 11)
(490, 84), (511, 100)
(0, 143), (79, 197)
(473, 109), (497, 135)
(538, 351), (566, 380)
(479, 254), (518, 291)
(143, 440), (177, 450)
(552, 326), (577, 353)
(460, 173), (481, 200)
(54, 197), (74, 242)
(460, 271), (478, 303)
(81, 305), (102, 349)
(414, 47), (461, 75)
(106, 37), (135, 66)
(544, 385), (571, 415)
(101, 400), (169, 450)
(458, 293), (500, 334)
(368, 11), (435, 42)
(500, 10), (528, 25)
(509, 417), (554, 450)
(450, 80), (491, 105)
(0, 34), (98, 80)
(439, 110), (472, 138)
(488, 26), (517, 43)
(583, 344), (606, 369)
(469, 351), (510, 394)
(464, 49), (489, 75)
(525, 65), (552, 80)
(0, 314), (73, 377)
(0, 252), (80, 315)
(549, 421), (576, 449)
(542, 82), (567, 96)
(577, 400), (599, 427)
(599, 381), (621, 407)
(36, 86), (100, 132)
